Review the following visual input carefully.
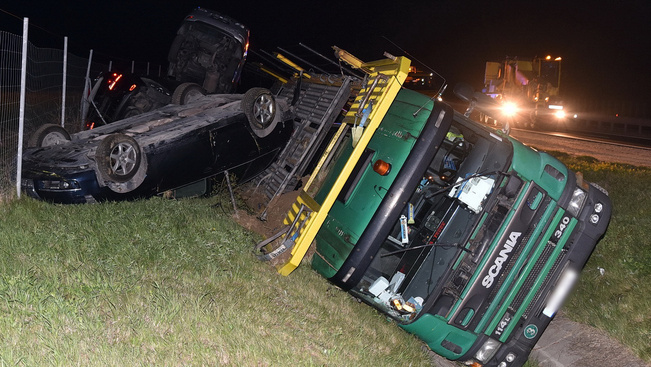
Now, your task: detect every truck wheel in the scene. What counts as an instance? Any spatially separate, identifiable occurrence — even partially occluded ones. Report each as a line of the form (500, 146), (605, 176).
(243, 88), (277, 138)
(172, 82), (206, 105)
(28, 124), (71, 147)
(96, 134), (143, 182)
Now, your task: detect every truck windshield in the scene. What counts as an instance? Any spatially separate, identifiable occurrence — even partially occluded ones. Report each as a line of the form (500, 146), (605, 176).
(350, 114), (512, 322)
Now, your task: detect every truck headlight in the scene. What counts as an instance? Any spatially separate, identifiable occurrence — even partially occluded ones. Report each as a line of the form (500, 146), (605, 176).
(567, 188), (586, 217)
(474, 338), (501, 363)
(501, 102), (518, 117)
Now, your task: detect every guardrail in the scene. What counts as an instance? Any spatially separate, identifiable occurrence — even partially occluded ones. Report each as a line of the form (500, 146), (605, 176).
(558, 113), (651, 141)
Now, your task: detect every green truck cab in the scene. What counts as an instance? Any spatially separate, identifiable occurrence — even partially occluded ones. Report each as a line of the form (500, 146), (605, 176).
(267, 51), (611, 367)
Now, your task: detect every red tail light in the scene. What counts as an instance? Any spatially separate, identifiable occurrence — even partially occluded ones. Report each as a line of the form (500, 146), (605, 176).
(108, 74), (123, 91)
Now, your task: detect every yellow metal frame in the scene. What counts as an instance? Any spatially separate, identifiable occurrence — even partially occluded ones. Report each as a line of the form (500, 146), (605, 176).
(276, 49), (411, 276)
(257, 64), (289, 84)
(274, 53), (312, 79)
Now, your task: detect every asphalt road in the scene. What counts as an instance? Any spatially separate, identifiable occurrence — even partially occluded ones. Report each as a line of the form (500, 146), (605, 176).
(509, 129), (651, 168)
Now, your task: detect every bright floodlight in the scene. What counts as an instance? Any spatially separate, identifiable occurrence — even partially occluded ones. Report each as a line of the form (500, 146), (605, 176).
(502, 102), (518, 117)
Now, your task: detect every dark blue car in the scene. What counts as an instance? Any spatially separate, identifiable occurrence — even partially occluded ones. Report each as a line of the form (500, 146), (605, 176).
(23, 88), (293, 204)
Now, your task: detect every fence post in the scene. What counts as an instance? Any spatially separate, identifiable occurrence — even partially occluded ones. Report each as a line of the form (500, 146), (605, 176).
(16, 17), (29, 199)
(80, 49), (94, 127)
(61, 36), (68, 128)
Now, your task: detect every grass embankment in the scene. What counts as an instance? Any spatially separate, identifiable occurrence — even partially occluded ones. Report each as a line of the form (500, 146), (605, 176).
(0, 197), (432, 366)
(553, 154), (651, 362)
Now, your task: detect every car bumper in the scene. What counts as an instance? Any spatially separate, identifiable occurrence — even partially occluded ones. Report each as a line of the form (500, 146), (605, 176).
(21, 170), (102, 204)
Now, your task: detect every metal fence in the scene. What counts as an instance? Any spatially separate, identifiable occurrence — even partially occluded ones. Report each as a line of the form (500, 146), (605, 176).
(0, 19), (162, 201)
(0, 27), (91, 200)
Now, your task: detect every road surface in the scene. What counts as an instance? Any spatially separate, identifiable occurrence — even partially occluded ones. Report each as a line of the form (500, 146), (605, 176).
(509, 129), (651, 168)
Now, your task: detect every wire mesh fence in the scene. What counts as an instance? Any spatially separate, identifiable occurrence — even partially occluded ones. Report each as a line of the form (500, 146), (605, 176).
(0, 21), (163, 201)
(0, 31), (23, 199)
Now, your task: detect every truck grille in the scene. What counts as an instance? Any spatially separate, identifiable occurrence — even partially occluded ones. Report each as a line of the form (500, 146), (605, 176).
(517, 246), (566, 319)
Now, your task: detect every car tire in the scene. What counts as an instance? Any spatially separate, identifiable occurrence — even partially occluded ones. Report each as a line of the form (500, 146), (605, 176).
(243, 88), (277, 138)
(28, 124), (71, 147)
(124, 106), (145, 118)
(96, 134), (143, 183)
(172, 83), (206, 105)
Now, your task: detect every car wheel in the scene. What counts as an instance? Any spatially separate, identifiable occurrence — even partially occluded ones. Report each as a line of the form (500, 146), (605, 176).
(96, 134), (143, 182)
(243, 88), (277, 138)
(28, 124), (71, 147)
(172, 83), (206, 105)
(124, 106), (145, 118)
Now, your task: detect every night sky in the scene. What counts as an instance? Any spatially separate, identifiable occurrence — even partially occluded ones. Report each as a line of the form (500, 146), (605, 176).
(2, 1), (650, 103)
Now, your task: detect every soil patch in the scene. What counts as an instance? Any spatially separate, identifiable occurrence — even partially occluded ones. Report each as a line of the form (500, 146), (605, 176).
(233, 183), (299, 239)
(232, 182), (311, 268)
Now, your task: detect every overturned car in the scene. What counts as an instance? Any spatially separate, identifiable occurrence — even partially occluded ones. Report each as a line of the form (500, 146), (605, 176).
(23, 88), (292, 204)
(82, 7), (250, 129)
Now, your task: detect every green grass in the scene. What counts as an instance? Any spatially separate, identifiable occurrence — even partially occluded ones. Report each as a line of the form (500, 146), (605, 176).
(549, 154), (651, 362)
(0, 197), (432, 366)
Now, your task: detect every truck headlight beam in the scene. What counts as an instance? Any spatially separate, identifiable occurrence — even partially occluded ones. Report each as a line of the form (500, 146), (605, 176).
(501, 102), (518, 117)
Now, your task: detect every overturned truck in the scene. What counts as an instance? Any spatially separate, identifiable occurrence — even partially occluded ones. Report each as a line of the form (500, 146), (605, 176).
(259, 49), (611, 367)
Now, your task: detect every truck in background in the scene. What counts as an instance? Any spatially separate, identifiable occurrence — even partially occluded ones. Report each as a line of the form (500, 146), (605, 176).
(481, 56), (570, 129)
(258, 49), (611, 367)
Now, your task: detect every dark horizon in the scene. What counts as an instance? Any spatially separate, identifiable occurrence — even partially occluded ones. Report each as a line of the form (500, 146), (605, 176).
(1, 1), (649, 104)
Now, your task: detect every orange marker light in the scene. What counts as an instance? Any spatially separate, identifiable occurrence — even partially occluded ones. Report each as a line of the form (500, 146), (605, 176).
(373, 159), (391, 176)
